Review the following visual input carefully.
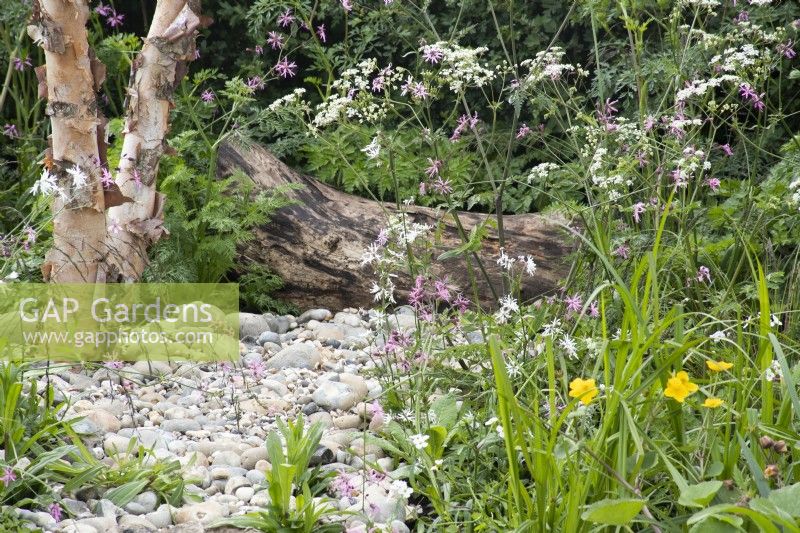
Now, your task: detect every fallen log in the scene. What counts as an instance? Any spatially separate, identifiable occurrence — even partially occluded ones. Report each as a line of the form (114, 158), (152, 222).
(217, 141), (575, 311)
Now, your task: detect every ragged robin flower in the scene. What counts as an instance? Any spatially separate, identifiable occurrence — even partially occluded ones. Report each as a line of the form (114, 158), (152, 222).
(664, 371), (698, 403)
(568, 377), (598, 405)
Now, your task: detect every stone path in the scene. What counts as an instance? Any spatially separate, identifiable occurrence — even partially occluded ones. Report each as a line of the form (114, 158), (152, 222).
(20, 308), (416, 533)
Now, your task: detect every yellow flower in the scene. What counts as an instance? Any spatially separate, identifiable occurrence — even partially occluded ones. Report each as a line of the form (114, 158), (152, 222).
(664, 371), (699, 403)
(703, 397), (724, 408)
(706, 360), (733, 372)
(569, 377), (599, 405)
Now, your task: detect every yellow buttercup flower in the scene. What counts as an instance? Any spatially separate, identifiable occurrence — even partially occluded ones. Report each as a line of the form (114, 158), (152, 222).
(706, 360), (733, 372)
(703, 397), (724, 408)
(664, 371), (699, 403)
(569, 377), (599, 405)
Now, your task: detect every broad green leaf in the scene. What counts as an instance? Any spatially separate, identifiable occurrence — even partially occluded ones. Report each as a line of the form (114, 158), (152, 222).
(680, 481), (724, 508)
(581, 498), (646, 525)
(689, 517), (744, 533)
(105, 479), (149, 507)
(767, 483), (800, 518)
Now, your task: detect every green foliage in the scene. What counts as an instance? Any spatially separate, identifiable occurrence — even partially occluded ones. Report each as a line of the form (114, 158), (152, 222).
(239, 264), (298, 315)
(212, 415), (341, 533)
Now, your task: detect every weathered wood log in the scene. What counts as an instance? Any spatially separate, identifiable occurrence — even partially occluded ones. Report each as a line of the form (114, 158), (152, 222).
(218, 141), (575, 311)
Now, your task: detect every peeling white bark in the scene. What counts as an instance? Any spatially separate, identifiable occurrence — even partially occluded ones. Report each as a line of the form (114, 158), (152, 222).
(106, 0), (201, 280)
(29, 0), (109, 282)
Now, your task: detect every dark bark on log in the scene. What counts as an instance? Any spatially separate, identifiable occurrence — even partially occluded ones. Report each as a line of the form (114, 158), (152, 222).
(217, 141), (576, 311)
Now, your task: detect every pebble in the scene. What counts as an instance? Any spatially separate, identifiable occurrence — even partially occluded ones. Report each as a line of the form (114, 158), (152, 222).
(312, 380), (363, 411)
(265, 343), (322, 370)
(26, 306), (414, 532)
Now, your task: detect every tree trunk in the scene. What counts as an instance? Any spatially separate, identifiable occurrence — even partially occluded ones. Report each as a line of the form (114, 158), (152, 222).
(28, 0), (108, 282)
(218, 142), (575, 311)
(106, 0), (201, 280)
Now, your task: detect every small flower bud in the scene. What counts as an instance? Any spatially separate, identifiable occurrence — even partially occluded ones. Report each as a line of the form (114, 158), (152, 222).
(773, 440), (788, 453)
(723, 479), (735, 490)
(763, 464), (780, 478)
(759, 436), (774, 449)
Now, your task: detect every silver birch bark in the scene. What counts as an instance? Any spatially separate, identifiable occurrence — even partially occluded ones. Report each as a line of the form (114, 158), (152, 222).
(28, 0), (109, 282)
(106, 0), (201, 280)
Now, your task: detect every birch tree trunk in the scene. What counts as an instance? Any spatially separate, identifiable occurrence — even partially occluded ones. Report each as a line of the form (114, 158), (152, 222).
(105, 0), (201, 280)
(28, 0), (108, 282)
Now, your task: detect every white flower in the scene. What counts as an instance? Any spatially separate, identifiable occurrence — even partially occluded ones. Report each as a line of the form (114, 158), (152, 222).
(519, 255), (537, 276)
(30, 169), (59, 196)
(360, 243), (382, 266)
(506, 358), (521, 378)
(0, 271), (19, 283)
(390, 479), (413, 498)
(370, 279), (396, 303)
(709, 331), (727, 343)
(409, 433), (429, 450)
(484, 417), (498, 426)
(66, 165), (89, 188)
(764, 360), (782, 382)
(361, 137), (380, 160)
(770, 314), (782, 328)
(541, 318), (562, 338)
(497, 248), (516, 271)
(494, 295), (519, 324)
(559, 334), (578, 359)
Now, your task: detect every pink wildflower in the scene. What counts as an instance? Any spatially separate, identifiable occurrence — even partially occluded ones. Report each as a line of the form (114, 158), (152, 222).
(632, 202), (646, 223)
(434, 278), (451, 302)
(247, 76), (265, 90)
(778, 41), (796, 59)
(697, 265), (712, 283)
(613, 244), (630, 259)
(94, 2), (111, 16)
(453, 293), (470, 313)
(1, 468), (16, 485)
(48, 503), (62, 522)
(317, 24), (327, 43)
(719, 143), (733, 156)
(564, 293), (582, 317)
(425, 158), (442, 178)
(411, 82), (429, 99)
(13, 56), (32, 71)
(105, 9), (124, 28)
(201, 89), (215, 102)
(432, 177), (453, 195)
(247, 359), (267, 380)
(277, 9), (295, 27)
(516, 124), (531, 139)
(100, 167), (114, 189)
(331, 470), (357, 498)
(422, 45), (444, 64)
(341, 0), (353, 11)
(408, 275), (426, 307)
(375, 228), (389, 246)
(706, 177), (721, 191)
(588, 300), (599, 318)
(267, 31), (284, 50)
(275, 57), (298, 78)
(3, 124), (19, 138)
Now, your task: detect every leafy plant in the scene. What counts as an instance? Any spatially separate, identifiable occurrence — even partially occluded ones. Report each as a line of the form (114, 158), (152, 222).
(213, 415), (341, 533)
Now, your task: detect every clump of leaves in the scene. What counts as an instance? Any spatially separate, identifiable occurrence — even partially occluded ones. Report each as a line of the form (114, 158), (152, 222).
(238, 264), (298, 315)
